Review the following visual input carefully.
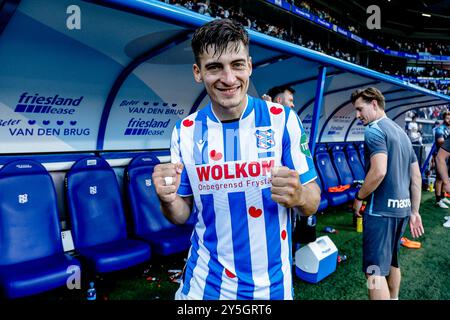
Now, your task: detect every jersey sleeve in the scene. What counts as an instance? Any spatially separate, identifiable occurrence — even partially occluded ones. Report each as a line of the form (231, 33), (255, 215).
(170, 122), (193, 197)
(435, 127), (444, 140)
(364, 124), (387, 158)
(281, 109), (317, 185)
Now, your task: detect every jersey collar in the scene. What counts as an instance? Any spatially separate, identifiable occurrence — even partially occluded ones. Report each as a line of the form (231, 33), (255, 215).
(205, 95), (255, 123)
(369, 115), (387, 126)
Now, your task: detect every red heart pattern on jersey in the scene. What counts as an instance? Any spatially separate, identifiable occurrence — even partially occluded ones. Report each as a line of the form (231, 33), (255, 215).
(210, 150), (223, 161)
(270, 106), (283, 115)
(183, 119), (194, 127)
(248, 206), (262, 218)
(225, 269), (236, 278)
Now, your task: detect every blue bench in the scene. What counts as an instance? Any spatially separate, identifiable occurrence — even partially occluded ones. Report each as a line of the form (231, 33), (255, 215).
(316, 175), (329, 212)
(65, 156), (151, 273)
(357, 142), (365, 166)
(329, 144), (359, 200)
(345, 144), (365, 182)
(0, 160), (80, 299)
(125, 154), (195, 256)
(314, 145), (349, 206)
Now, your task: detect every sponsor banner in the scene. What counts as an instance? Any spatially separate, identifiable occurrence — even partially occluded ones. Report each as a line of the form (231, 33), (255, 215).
(336, 27), (348, 37)
(346, 120), (365, 142)
(321, 104), (356, 143)
(350, 33), (363, 43)
(0, 0), (194, 153)
(395, 76), (450, 84)
(266, 0), (291, 10)
(276, 0), (450, 62)
(403, 52), (420, 59)
(375, 45), (386, 53)
(185, 159), (275, 196)
(365, 40), (375, 48)
(387, 50), (399, 56)
(0, 89), (99, 153)
(103, 92), (188, 150)
(316, 18), (332, 29)
(292, 6), (313, 20)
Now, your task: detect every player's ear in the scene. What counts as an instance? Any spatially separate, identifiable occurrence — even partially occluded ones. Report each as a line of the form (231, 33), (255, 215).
(247, 56), (253, 77)
(193, 64), (202, 83)
(371, 99), (378, 111)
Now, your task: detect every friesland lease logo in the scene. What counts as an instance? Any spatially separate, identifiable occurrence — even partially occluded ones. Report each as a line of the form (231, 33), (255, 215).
(124, 117), (170, 135)
(255, 129), (275, 150)
(14, 92), (83, 114)
(300, 133), (312, 158)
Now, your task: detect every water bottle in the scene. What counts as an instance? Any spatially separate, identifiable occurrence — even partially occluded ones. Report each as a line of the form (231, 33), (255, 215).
(307, 215), (316, 227)
(87, 282), (96, 301)
(356, 216), (363, 233)
(355, 201), (366, 232)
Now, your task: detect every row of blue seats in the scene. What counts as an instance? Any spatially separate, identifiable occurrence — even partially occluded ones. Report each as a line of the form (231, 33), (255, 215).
(0, 143), (365, 299)
(0, 154), (194, 299)
(313, 142), (366, 212)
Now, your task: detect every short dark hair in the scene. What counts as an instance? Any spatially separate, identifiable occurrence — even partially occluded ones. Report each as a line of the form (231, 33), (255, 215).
(442, 111), (450, 119)
(266, 85), (296, 100)
(350, 87), (385, 110)
(191, 19), (249, 67)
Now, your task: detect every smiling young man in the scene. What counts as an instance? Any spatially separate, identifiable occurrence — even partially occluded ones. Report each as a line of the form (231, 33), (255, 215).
(152, 19), (320, 300)
(351, 87), (424, 300)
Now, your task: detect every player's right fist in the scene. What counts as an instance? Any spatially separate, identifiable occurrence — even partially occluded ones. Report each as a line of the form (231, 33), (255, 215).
(152, 162), (184, 205)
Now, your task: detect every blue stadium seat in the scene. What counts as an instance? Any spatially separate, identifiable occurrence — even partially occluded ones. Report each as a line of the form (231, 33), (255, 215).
(315, 175), (329, 212)
(314, 145), (349, 206)
(65, 157), (151, 273)
(125, 154), (194, 256)
(0, 160), (80, 299)
(357, 142), (365, 166)
(345, 144), (365, 182)
(329, 144), (359, 199)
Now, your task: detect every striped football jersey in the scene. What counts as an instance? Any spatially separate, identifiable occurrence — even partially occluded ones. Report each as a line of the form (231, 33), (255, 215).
(171, 95), (317, 300)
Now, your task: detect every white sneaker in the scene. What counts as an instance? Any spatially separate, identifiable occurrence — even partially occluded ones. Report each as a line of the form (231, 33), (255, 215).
(442, 198), (450, 205)
(437, 200), (449, 209)
(445, 216), (450, 220)
(443, 219), (450, 228)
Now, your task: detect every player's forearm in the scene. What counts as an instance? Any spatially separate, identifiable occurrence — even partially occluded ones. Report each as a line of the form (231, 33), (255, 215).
(357, 167), (385, 199)
(160, 195), (192, 225)
(409, 163), (421, 214)
(296, 181), (321, 216)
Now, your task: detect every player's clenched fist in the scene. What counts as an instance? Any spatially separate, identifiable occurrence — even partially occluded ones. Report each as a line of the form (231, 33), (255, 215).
(270, 166), (303, 208)
(152, 162), (184, 205)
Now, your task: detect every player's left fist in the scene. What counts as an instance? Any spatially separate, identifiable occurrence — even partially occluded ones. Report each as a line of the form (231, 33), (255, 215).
(270, 166), (303, 208)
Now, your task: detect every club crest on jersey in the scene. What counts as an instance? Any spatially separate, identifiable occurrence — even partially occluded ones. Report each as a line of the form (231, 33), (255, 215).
(255, 129), (275, 150)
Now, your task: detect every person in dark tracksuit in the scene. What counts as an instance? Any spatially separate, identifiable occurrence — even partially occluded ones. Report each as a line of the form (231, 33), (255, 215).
(351, 87), (424, 300)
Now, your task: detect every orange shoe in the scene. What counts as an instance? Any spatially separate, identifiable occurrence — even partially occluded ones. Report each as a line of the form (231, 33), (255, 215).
(400, 237), (421, 249)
